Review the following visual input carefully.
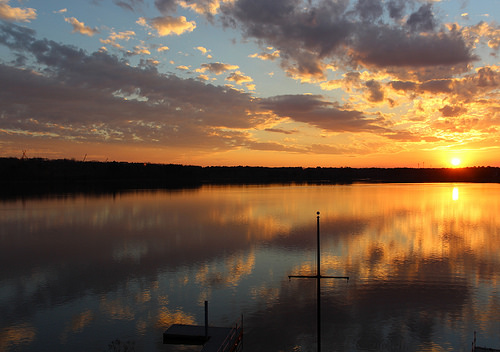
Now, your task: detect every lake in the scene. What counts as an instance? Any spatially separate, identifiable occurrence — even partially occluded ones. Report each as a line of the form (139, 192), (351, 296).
(1, 183), (499, 351)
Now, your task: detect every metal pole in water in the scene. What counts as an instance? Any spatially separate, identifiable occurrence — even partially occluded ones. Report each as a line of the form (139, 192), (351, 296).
(316, 212), (321, 352)
(288, 211), (349, 352)
(317, 211), (320, 277)
(205, 301), (208, 338)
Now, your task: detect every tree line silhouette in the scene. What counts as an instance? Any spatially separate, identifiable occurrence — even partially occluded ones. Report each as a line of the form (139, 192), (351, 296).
(1, 157), (499, 196)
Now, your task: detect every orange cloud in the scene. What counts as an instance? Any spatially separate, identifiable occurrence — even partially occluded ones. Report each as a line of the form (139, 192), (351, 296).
(226, 71), (253, 85)
(0, 0), (36, 22)
(249, 50), (280, 61)
(64, 17), (99, 36)
(146, 16), (196, 36)
(100, 30), (136, 49)
(178, 0), (235, 16)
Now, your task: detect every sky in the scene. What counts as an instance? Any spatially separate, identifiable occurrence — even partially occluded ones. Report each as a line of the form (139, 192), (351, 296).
(0, 0), (499, 167)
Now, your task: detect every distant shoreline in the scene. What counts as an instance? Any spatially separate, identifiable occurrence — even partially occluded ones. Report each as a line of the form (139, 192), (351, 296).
(1, 157), (500, 197)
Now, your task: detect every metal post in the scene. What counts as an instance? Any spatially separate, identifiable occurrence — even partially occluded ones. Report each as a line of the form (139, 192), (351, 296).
(288, 211), (349, 352)
(316, 211), (321, 352)
(317, 211), (320, 277)
(205, 301), (208, 337)
(317, 272), (321, 352)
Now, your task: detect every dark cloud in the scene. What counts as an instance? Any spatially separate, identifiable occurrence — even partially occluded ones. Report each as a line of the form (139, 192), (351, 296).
(386, 0), (406, 20)
(0, 21), (36, 50)
(406, 4), (435, 32)
(355, 0), (383, 22)
(154, 0), (177, 14)
(390, 67), (500, 100)
(220, 0), (353, 78)
(92, 0), (144, 11)
(420, 79), (453, 94)
(264, 128), (297, 135)
(352, 25), (476, 68)
(439, 105), (467, 117)
(260, 95), (387, 133)
(451, 66), (500, 100)
(365, 80), (384, 102)
(389, 80), (417, 92)
(114, 0), (144, 11)
(476, 66), (499, 87)
(219, 0), (476, 79)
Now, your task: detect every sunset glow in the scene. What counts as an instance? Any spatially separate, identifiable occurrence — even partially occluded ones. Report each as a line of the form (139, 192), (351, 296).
(0, 1), (499, 167)
(451, 158), (462, 167)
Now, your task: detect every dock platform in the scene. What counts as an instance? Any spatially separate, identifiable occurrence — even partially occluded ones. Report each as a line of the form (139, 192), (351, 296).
(164, 324), (242, 352)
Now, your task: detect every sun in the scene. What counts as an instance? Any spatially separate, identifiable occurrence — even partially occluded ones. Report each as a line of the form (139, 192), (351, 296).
(451, 157), (461, 167)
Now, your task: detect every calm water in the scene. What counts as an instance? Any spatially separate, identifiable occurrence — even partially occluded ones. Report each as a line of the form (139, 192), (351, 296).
(1, 183), (499, 352)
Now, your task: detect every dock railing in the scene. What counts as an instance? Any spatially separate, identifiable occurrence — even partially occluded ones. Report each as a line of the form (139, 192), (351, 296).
(216, 317), (243, 352)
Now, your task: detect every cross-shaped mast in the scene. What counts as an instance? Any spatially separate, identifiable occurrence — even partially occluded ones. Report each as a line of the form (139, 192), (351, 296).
(289, 212), (349, 352)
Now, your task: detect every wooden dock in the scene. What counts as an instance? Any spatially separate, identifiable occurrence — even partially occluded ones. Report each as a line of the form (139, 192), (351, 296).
(163, 323), (243, 352)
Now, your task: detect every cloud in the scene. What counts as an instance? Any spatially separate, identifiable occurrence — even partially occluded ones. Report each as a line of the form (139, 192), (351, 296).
(389, 66), (500, 99)
(226, 71), (253, 85)
(249, 50), (280, 61)
(463, 21), (500, 50)
(195, 46), (213, 58)
(0, 22), (265, 152)
(260, 95), (387, 133)
(355, 0), (383, 22)
(406, 4), (435, 33)
(365, 80), (385, 103)
(195, 46), (208, 54)
(419, 79), (453, 94)
(195, 46), (213, 59)
(128, 44), (151, 55)
(351, 25), (476, 68)
(245, 140), (306, 153)
(320, 71), (362, 92)
(0, 0), (36, 22)
(389, 81), (417, 92)
(219, 0), (476, 80)
(154, 0), (177, 14)
(64, 17), (99, 36)
(100, 30), (136, 48)
(154, 0), (234, 17)
(386, 0), (407, 20)
(140, 16), (196, 36)
(198, 62), (239, 74)
(264, 128), (297, 135)
(113, 0), (144, 11)
(179, 0), (235, 17)
(439, 105), (467, 117)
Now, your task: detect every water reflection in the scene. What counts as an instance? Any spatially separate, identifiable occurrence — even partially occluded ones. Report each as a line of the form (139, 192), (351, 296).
(0, 184), (499, 351)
